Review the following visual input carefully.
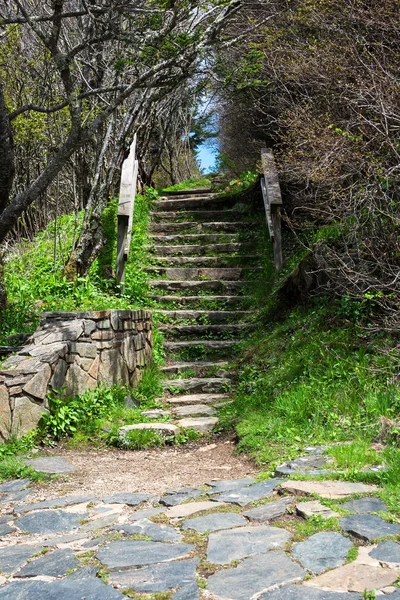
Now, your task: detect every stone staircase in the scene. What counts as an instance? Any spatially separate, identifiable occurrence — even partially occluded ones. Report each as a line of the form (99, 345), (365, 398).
(141, 187), (262, 435)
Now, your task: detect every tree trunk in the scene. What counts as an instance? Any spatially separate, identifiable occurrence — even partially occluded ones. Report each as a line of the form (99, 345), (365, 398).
(0, 79), (15, 216)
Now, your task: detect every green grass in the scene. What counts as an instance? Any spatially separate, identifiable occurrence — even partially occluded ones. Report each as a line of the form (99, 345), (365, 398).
(326, 441), (382, 470)
(160, 177), (211, 192)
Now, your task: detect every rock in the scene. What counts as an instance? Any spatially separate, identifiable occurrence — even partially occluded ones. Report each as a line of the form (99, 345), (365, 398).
(102, 492), (149, 505)
(176, 416), (218, 433)
(129, 507), (165, 521)
(64, 363), (97, 397)
(0, 544), (42, 574)
(0, 385), (11, 440)
(113, 518), (182, 542)
(276, 454), (331, 476)
(206, 477), (256, 494)
(42, 533), (89, 546)
(244, 497), (293, 522)
(97, 540), (193, 570)
(0, 488), (32, 504)
(280, 480), (379, 499)
(67, 565), (99, 579)
(50, 359), (68, 390)
(172, 581), (200, 600)
(160, 489), (203, 506)
(304, 562), (400, 593)
(292, 532), (353, 573)
(142, 409), (170, 419)
(182, 512), (247, 533)
(207, 551), (305, 600)
(212, 479), (283, 506)
(260, 586), (361, 599)
(118, 422), (180, 439)
(207, 525), (292, 564)
(15, 548), (79, 578)
(79, 513), (120, 532)
(108, 557), (198, 592)
(14, 494), (96, 513)
(70, 342), (97, 358)
(340, 514), (400, 541)
(22, 364), (51, 400)
(15, 509), (85, 534)
(12, 396), (48, 436)
(123, 395), (137, 408)
(296, 500), (339, 520)
(98, 349), (129, 385)
(369, 540), (400, 563)
(0, 478), (31, 493)
(23, 456), (76, 474)
(173, 404), (217, 417)
(167, 393), (229, 406)
(342, 497), (387, 514)
(0, 577), (125, 599)
(40, 322), (84, 345)
(0, 523), (15, 535)
(164, 501), (226, 519)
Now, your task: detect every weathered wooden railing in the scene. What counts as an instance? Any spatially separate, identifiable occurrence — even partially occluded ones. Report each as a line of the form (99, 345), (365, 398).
(260, 148), (283, 271)
(116, 134), (139, 289)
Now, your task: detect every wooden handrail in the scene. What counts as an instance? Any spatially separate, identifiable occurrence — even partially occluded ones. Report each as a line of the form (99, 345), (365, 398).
(116, 134), (138, 289)
(260, 148), (283, 271)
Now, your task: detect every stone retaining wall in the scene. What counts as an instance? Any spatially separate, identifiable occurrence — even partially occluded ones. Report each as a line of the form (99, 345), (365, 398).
(0, 310), (152, 441)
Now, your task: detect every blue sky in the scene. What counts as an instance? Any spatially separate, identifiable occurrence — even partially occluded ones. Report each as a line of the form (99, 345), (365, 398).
(197, 144), (217, 173)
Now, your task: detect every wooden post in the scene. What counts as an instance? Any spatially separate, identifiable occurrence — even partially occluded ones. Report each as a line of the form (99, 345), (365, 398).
(260, 148), (283, 271)
(116, 134), (138, 290)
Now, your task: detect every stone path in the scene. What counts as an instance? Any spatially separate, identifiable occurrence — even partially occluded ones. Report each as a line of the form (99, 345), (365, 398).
(0, 472), (399, 599)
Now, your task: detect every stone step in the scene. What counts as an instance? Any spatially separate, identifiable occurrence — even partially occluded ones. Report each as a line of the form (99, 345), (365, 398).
(172, 404), (217, 418)
(152, 243), (253, 256)
(164, 377), (231, 394)
(159, 324), (249, 339)
(153, 196), (236, 211)
(160, 361), (229, 375)
(150, 222), (258, 234)
(148, 295), (252, 306)
(146, 267), (258, 281)
(155, 310), (252, 323)
(150, 210), (251, 222)
(165, 339), (240, 356)
(162, 188), (212, 197)
(152, 233), (240, 245)
(149, 280), (247, 292)
(176, 416), (219, 433)
(150, 256), (261, 267)
(165, 393), (230, 406)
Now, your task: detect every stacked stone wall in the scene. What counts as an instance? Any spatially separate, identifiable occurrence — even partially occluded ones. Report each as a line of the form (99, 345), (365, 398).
(0, 310), (152, 441)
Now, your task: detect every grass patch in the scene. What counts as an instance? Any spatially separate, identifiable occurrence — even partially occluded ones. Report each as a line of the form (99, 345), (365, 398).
(326, 441), (382, 470)
(161, 177), (211, 193)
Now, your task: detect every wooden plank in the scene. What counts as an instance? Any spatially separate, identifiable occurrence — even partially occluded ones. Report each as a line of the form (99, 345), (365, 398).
(271, 204), (283, 270)
(116, 215), (128, 287)
(124, 158), (139, 257)
(261, 148), (282, 205)
(260, 177), (274, 237)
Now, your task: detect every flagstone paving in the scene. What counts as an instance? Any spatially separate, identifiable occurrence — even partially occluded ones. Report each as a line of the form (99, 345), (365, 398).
(0, 472), (399, 599)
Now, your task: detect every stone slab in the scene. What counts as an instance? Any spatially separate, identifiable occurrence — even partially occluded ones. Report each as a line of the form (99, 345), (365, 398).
(213, 479), (283, 506)
(118, 423), (180, 437)
(15, 509), (85, 534)
(0, 488), (32, 504)
(102, 492), (149, 506)
(207, 524), (292, 564)
(160, 489), (203, 506)
(14, 494), (97, 513)
(23, 457), (76, 474)
(172, 581), (200, 600)
(342, 497), (387, 514)
(0, 544), (42, 574)
(304, 562), (400, 593)
(341, 514), (400, 541)
(292, 532), (353, 573)
(244, 497), (293, 522)
(15, 548), (79, 578)
(276, 454), (331, 476)
(260, 586), (361, 599)
(0, 478), (31, 493)
(97, 540), (193, 570)
(369, 540), (400, 563)
(280, 480), (379, 499)
(0, 577), (126, 599)
(164, 500), (226, 519)
(129, 507), (165, 521)
(113, 518), (181, 542)
(182, 512), (247, 533)
(176, 416), (218, 433)
(207, 551), (305, 600)
(0, 523), (15, 535)
(206, 477), (256, 494)
(108, 557), (198, 592)
(296, 500), (339, 520)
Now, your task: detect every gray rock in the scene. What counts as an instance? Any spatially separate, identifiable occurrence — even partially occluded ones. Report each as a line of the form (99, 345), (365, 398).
(244, 497), (292, 522)
(102, 492), (149, 506)
(0, 523), (15, 535)
(212, 479), (283, 506)
(207, 525), (292, 564)
(369, 540), (400, 563)
(172, 582), (200, 600)
(129, 507), (165, 521)
(15, 509), (85, 534)
(42, 533), (88, 546)
(22, 364), (51, 400)
(0, 479), (31, 493)
(12, 397), (48, 437)
(0, 544), (42, 574)
(296, 500), (339, 520)
(276, 455), (331, 476)
(66, 565), (99, 579)
(14, 494), (97, 513)
(207, 551), (305, 600)
(97, 540), (193, 570)
(0, 489), (32, 504)
(160, 489), (203, 506)
(341, 497), (387, 514)
(124, 395), (138, 408)
(260, 586), (361, 599)
(81, 535), (109, 548)
(176, 416), (218, 433)
(15, 548), (79, 578)
(292, 532), (353, 573)
(340, 514), (400, 541)
(0, 577), (125, 599)
(79, 513), (119, 532)
(142, 409), (170, 419)
(23, 457), (76, 474)
(182, 512), (247, 533)
(108, 557), (198, 592)
(206, 477), (256, 494)
(113, 518), (181, 542)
